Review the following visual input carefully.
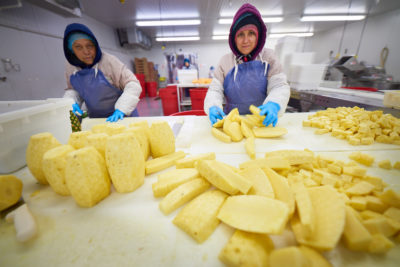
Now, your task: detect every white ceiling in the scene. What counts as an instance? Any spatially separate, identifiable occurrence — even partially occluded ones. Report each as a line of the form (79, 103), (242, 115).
(79, 0), (400, 42)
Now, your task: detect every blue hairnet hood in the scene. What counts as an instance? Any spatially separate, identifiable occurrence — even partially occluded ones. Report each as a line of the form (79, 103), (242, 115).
(63, 23), (102, 69)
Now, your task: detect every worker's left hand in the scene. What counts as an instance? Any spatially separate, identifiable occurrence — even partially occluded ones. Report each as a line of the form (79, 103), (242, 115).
(106, 109), (125, 122)
(258, 102), (280, 127)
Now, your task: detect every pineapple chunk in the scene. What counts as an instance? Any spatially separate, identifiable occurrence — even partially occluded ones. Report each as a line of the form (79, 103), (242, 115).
(0, 175), (23, 211)
(345, 181), (375, 196)
(175, 152), (215, 168)
(65, 147), (111, 207)
(298, 246), (332, 267)
(152, 168), (199, 197)
(244, 136), (255, 159)
(253, 127), (288, 138)
(348, 152), (374, 166)
(378, 189), (400, 208)
(26, 132), (61, 185)
(145, 151), (186, 175)
(343, 206), (372, 251)
(217, 195), (289, 234)
(240, 120), (254, 138)
(269, 247), (310, 267)
(240, 157), (290, 171)
(106, 133), (145, 193)
(384, 207), (400, 222)
(159, 178), (210, 215)
(219, 230), (274, 267)
(211, 127), (231, 143)
(292, 182), (315, 237)
(85, 133), (108, 158)
(368, 234), (395, 253)
(148, 121), (175, 158)
(173, 190), (228, 243)
(349, 196), (368, 211)
(291, 186), (345, 250)
(42, 145), (75, 196)
(378, 160), (392, 170)
(196, 160), (252, 195)
(263, 167), (295, 216)
(265, 150), (314, 165)
(240, 167), (275, 198)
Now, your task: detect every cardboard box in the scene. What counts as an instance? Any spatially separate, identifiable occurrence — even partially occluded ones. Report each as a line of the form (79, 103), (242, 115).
(0, 98), (73, 173)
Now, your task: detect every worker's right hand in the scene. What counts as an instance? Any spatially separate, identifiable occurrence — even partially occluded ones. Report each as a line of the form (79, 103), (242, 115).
(209, 106), (225, 126)
(72, 103), (83, 116)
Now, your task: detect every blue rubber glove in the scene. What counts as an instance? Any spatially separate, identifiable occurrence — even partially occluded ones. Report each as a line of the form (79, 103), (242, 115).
(209, 106), (226, 126)
(72, 102), (83, 116)
(258, 102), (280, 127)
(106, 109), (125, 122)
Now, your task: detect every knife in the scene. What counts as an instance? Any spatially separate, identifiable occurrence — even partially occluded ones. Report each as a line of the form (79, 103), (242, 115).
(172, 118), (184, 138)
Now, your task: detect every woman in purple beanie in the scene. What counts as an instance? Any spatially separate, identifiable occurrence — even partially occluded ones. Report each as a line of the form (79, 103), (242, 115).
(204, 3), (290, 127)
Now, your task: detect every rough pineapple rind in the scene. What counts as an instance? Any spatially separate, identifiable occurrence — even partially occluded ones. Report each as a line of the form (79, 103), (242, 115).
(0, 175), (23, 211)
(26, 132), (61, 185)
(65, 147), (111, 207)
(173, 189), (228, 243)
(106, 133), (145, 193)
(42, 145), (75, 196)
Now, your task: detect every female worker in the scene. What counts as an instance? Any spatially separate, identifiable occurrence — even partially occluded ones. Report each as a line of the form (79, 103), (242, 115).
(204, 3), (290, 127)
(63, 23), (142, 122)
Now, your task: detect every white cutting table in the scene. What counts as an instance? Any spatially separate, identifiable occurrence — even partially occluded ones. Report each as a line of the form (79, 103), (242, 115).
(1, 113), (400, 267)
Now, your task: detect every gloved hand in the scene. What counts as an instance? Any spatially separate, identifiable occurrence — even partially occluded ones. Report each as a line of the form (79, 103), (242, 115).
(209, 106), (226, 126)
(72, 102), (83, 116)
(258, 102), (280, 127)
(106, 109), (125, 122)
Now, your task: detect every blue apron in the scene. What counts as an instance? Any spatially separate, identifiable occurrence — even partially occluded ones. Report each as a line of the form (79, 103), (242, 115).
(223, 60), (269, 114)
(70, 68), (138, 118)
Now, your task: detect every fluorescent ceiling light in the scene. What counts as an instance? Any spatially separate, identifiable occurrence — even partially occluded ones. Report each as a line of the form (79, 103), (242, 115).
(156, 36), (200, 42)
(218, 17), (283, 24)
(136, 19), (201, 26)
(269, 32), (314, 38)
(212, 35), (229, 40)
(301, 15), (365, 21)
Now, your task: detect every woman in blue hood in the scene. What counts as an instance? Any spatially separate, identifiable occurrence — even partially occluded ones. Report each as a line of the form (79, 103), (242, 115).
(203, 4), (290, 127)
(63, 23), (142, 122)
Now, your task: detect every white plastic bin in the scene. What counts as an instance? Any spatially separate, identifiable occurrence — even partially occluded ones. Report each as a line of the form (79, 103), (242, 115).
(0, 98), (73, 174)
(289, 64), (327, 90)
(177, 69), (198, 84)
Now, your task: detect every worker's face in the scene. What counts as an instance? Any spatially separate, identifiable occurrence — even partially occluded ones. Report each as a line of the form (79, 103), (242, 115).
(235, 29), (257, 55)
(184, 61), (189, 67)
(72, 39), (96, 65)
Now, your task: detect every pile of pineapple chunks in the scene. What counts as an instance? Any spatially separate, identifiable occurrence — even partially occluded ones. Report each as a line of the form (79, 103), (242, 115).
(152, 147), (400, 266)
(211, 105), (288, 159)
(20, 106), (400, 266)
(303, 106), (400, 146)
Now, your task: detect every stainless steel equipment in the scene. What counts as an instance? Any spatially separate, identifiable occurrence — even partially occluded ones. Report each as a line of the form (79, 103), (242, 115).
(325, 56), (393, 90)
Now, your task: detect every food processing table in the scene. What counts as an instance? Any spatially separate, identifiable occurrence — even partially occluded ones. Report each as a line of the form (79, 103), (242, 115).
(1, 113), (400, 267)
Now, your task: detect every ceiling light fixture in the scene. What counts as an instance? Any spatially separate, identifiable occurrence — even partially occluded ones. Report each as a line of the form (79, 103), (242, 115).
(212, 35), (229, 40)
(156, 36), (200, 42)
(136, 19), (201, 26)
(300, 15), (365, 21)
(218, 16), (283, 24)
(269, 32), (314, 38)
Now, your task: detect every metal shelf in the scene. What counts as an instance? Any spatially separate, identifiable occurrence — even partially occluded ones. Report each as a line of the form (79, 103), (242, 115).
(168, 83), (210, 112)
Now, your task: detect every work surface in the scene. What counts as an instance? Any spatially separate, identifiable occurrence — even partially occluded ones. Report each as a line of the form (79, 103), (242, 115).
(1, 113), (400, 267)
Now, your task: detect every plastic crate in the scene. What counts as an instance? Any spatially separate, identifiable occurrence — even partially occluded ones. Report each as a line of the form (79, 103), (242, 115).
(0, 98), (73, 174)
